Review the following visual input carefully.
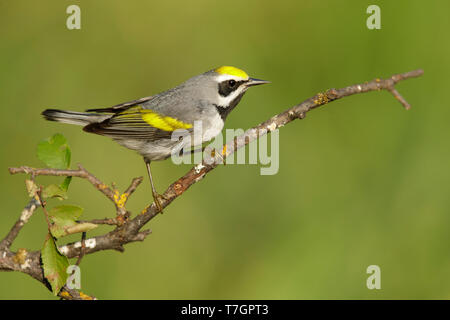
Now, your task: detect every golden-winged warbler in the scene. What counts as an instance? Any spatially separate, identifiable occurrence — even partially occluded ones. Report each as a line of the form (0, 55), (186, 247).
(42, 66), (269, 212)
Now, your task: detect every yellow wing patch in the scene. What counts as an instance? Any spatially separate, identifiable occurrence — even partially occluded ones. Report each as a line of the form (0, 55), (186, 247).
(215, 66), (249, 80)
(140, 109), (192, 131)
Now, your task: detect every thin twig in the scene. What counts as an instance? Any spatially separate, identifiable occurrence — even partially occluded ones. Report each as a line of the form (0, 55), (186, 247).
(75, 232), (86, 266)
(79, 218), (119, 226)
(0, 198), (40, 250)
(8, 165), (141, 216)
(124, 177), (143, 198)
(36, 187), (52, 231)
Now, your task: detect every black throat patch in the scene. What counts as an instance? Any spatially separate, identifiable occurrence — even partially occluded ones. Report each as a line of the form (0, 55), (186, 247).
(214, 92), (245, 120)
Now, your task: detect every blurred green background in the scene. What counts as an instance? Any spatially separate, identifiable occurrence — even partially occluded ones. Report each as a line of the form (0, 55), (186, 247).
(1, 0), (449, 299)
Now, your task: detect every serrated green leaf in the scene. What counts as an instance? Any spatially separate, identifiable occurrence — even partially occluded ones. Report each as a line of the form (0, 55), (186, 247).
(43, 184), (68, 200)
(48, 205), (85, 238)
(36, 134), (71, 169)
(60, 176), (72, 192)
(41, 233), (69, 295)
(49, 205), (83, 221)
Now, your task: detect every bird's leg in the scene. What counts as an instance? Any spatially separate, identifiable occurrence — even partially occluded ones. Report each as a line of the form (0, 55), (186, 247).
(144, 159), (165, 213)
(178, 145), (206, 157)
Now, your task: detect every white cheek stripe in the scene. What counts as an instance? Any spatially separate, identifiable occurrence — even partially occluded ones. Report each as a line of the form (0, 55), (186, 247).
(216, 87), (247, 106)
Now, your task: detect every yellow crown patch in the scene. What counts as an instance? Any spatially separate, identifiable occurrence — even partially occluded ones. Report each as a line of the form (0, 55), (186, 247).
(215, 66), (249, 80)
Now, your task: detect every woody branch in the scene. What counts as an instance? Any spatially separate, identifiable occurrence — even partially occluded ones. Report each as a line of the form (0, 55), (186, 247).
(1, 69), (424, 299)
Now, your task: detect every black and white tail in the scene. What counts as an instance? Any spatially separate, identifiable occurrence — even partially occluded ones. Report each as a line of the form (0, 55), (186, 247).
(41, 109), (109, 126)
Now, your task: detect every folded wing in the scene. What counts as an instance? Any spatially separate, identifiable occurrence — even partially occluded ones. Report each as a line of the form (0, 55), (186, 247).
(83, 105), (193, 141)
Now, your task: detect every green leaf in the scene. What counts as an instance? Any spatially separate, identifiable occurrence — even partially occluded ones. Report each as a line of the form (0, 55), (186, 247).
(60, 176), (72, 192)
(48, 205), (83, 238)
(43, 184), (68, 200)
(41, 233), (69, 295)
(48, 205), (95, 238)
(36, 134), (71, 169)
(49, 205), (83, 222)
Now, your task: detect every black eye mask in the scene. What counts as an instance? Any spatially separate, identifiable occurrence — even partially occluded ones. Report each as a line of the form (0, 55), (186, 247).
(218, 80), (246, 97)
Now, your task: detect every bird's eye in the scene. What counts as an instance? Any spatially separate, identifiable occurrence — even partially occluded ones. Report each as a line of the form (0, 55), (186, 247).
(228, 79), (236, 87)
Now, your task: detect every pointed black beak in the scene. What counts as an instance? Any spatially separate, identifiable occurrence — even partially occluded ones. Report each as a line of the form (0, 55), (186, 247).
(246, 78), (271, 87)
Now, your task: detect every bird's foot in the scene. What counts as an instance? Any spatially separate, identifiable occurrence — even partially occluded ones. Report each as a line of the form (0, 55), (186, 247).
(152, 192), (168, 213)
(209, 147), (227, 165)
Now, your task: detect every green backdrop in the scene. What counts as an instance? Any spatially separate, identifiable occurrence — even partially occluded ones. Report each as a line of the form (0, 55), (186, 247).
(1, 0), (449, 299)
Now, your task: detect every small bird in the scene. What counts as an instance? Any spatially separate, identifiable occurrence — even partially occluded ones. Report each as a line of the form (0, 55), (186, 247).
(42, 66), (269, 212)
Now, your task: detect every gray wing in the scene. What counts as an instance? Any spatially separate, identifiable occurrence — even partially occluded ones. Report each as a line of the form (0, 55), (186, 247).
(85, 96), (154, 113)
(83, 104), (193, 141)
